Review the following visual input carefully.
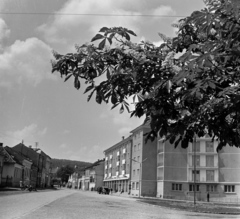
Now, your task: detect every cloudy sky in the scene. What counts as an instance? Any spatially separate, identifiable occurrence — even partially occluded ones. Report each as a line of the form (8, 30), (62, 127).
(0, 0), (205, 162)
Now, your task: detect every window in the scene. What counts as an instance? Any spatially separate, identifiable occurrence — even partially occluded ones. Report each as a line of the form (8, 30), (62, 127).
(192, 155), (200, 167)
(137, 169), (139, 175)
(172, 183), (182, 191)
(134, 145), (136, 152)
(192, 170), (200, 181)
(132, 182), (135, 189)
(207, 185), (217, 192)
(193, 142), (200, 152)
(189, 184), (200, 192)
(224, 185), (235, 193)
(206, 141), (214, 152)
(206, 170), (214, 181)
(136, 182), (139, 189)
(206, 155), (214, 167)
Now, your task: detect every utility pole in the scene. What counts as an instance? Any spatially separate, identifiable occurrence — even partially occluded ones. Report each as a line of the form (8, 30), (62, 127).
(193, 134), (197, 206)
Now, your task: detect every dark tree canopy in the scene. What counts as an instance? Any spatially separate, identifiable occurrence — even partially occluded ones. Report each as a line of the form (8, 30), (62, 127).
(51, 0), (240, 151)
(57, 165), (74, 182)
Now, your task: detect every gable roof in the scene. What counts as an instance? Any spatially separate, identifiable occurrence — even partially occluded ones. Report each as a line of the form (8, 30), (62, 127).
(84, 159), (105, 170)
(4, 146), (32, 165)
(0, 146), (15, 164)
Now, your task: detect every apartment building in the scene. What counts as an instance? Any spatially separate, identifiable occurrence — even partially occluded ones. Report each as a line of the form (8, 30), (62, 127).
(157, 137), (240, 202)
(130, 124), (157, 197)
(103, 136), (132, 193)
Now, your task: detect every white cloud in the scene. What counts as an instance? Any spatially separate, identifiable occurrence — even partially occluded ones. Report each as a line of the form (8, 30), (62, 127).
(2, 124), (48, 147)
(151, 5), (175, 18)
(59, 143), (67, 149)
(37, 0), (144, 50)
(0, 18), (10, 43)
(0, 37), (57, 87)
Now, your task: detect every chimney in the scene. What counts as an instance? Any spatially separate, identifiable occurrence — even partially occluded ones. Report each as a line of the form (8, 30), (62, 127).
(0, 143), (3, 147)
(122, 136), (125, 140)
(29, 145), (32, 148)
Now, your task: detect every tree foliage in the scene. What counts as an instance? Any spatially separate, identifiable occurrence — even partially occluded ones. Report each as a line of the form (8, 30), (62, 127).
(51, 0), (240, 151)
(57, 165), (74, 182)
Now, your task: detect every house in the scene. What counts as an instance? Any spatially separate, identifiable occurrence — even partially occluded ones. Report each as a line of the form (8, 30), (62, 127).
(2, 146), (32, 187)
(103, 136), (132, 193)
(12, 143), (52, 187)
(79, 159), (104, 191)
(157, 136), (240, 203)
(0, 144), (5, 186)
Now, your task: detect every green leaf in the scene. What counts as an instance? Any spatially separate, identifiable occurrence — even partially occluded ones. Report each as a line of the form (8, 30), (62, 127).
(64, 74), (72, 82)
(84, 84), (94, 94)
(96, 93), (102, 104)
(126, 29), (137, 36)
(74, 76), (80, 90)
(98, 39), (106, 50)
(119, 104), (124, 114)
(111, 93), (118, 104)
(91, 34), (105, 42)
(106, 69), (111, 80)
(99, 27), (109, 32)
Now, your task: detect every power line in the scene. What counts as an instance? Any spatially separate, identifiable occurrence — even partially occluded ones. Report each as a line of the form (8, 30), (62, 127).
(0, 12), (185, 18)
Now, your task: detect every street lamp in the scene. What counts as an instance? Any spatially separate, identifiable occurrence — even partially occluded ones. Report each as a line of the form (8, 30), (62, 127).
(131, 158), (147, 198)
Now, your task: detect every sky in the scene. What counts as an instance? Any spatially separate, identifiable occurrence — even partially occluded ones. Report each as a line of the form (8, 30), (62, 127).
(0, 0), (205, 162)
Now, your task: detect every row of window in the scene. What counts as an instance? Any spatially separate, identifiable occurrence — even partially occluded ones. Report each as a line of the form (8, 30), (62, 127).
(171, 183), (235, 193)
(192, 170), (215, 181)
(192, 155), (215, 167)
(193, 141), (214, 152)
(132, 169), (140, 176)
(133, 144), (141, 152)
(132, 182), (139, 190)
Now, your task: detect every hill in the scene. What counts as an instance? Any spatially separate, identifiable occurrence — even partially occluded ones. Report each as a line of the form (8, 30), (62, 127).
(51, 158), (92, 170)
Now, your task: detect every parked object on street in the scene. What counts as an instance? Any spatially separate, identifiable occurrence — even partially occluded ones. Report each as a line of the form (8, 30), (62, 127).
(102, 187), (110, 195)
(20, 184), (37, 192)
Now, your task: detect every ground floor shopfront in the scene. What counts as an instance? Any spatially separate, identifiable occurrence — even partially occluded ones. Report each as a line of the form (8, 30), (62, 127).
(104, 179), (131, 193)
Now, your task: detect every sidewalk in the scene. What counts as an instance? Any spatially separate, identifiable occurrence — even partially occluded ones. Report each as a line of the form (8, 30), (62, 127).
(110, 192), (240, 215)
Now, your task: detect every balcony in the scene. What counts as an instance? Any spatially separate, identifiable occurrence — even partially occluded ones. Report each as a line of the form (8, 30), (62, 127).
(122, 170), (125, 175)
(104, 174), (107, 178)
(108, 173), (111, 177)
(105, 157), (108, 161)
(116, 171), (119, 176)
(123, 148), (126, 154)
(109, 164), (112, 168)
(116, 161), (120, 166)
(117, 151), (120, 156)
(122, 159), (126, 165)
(105, 165), (108, 169)
(110, 154), (113, 159)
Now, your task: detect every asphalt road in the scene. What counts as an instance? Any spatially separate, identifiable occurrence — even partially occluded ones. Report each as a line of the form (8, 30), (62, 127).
(0, 189), (239, 219)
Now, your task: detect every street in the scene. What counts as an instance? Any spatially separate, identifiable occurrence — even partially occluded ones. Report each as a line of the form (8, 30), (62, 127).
(0, 189), (239, 219)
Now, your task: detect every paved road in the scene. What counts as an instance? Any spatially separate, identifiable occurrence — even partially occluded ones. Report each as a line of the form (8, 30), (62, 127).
(0, 189), (239, 219)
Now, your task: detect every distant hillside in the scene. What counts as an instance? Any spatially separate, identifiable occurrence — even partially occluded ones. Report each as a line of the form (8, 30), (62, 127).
(51, 158), (92, 170)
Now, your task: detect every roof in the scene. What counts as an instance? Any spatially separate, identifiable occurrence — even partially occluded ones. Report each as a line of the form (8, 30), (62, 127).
(84, 159), (105, 170)
(130, 120), (151, 134)
(103, 135), (132, 153)
(4, 146), (32, 165)
(0, 146), (15, 164)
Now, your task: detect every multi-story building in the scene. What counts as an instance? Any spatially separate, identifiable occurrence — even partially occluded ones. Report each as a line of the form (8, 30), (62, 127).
(130, 124), (157, 197)
(79, 159), (104, 191)
(13, 143), (52, 188)
(103, 136), (132, 193)
(157, 137), (240, 202)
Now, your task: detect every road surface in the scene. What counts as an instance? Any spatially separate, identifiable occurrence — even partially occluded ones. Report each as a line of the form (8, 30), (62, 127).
(0, 189), (238, 219)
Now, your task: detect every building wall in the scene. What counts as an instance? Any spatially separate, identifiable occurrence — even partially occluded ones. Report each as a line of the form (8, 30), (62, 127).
(104, 137), (132, 193)
(130, 126), (158, 197)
